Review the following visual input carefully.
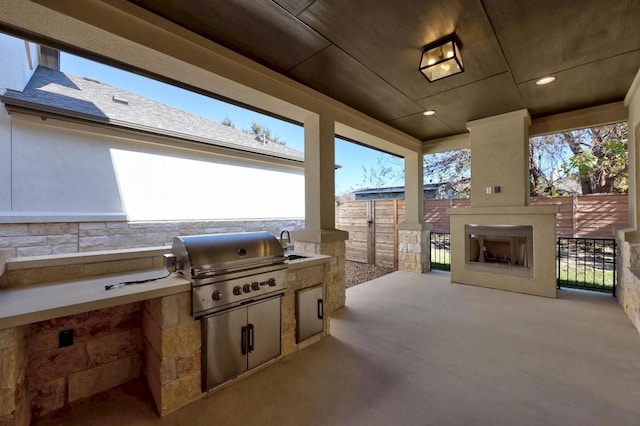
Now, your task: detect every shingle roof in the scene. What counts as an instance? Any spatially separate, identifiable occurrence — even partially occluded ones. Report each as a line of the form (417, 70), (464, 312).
(1, 66), (304, 162)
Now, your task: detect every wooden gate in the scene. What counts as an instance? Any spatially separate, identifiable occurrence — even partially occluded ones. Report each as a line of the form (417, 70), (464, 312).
(336, 200), (402, 268)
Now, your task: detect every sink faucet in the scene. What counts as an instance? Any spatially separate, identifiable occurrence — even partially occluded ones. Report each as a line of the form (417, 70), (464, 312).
(279, 230), (291, 249)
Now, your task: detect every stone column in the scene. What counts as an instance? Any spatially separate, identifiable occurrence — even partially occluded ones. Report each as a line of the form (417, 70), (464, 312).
(0, 326), (30, 426)
(143, 293), (202, 416)
(398, 223), (432, 273)
(294, 113), (348, 311)
(398, 151), (430, 273)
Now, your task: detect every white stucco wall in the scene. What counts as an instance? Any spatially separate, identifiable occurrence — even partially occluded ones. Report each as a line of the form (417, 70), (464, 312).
(0, 106), (11, 212)
(0, 35), (37, 92)
(3, 113), (304, 222)
(0, 34), (39, 213)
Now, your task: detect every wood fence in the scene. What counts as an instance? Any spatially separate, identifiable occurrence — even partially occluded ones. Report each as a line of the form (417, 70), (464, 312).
(335, 194), (628, 266)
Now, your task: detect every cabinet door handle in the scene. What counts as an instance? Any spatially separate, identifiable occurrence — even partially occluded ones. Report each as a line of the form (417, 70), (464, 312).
(317, 299), (324, 319)
(248, 323), (255, 353)
(241, 325), (248, 355)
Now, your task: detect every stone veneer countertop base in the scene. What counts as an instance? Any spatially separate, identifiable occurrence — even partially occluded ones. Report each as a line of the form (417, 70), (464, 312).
(0, 249), (329, 329)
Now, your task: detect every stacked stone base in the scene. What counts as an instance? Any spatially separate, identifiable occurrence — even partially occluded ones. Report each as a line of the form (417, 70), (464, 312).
(616, 239), (640, 335)
(398, 227), (430, 273)
(0, 327), (29, 426)
(295, 240), (346, 314)
(143, 294), (202, 416)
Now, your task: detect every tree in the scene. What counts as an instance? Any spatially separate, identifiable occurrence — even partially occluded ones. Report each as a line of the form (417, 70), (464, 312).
(423, 149), (471, 198)
(221, 119), (287, 146)
(357, 149), (471, 197)
(531, 122), (628, 195)
(248, 121), (286, 146)
(358, 122), (628, 198)
(360, 155), (404, 189)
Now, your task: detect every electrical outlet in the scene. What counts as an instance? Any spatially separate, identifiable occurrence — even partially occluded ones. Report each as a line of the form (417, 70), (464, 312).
(59, 329), (74, 348)
(486, 186), (492, 194)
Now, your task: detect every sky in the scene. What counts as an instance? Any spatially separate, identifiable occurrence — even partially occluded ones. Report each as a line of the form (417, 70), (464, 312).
(60, 53), (401, 195)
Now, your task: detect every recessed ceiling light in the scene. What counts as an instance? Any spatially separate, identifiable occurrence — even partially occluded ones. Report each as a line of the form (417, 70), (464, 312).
(423, 110), (436, 116)
(535, 76), (556, 85)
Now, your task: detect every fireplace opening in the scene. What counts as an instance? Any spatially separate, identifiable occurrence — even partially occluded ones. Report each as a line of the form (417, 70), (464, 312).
(465, 225), (533, 276)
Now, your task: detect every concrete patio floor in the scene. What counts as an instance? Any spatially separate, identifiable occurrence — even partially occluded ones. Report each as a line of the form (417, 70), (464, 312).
(35, 271), (640, 425)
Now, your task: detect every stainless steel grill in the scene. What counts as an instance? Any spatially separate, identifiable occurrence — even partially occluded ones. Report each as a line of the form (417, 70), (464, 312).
(168, 231), (289, 391)
(168, 231), (288, 318)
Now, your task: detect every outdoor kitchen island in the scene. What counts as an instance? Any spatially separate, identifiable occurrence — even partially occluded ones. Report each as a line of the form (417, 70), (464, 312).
(0, 244), (333, 424)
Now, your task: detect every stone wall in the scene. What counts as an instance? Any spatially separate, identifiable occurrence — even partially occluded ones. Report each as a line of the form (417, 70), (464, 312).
(24, 303), (143, 419)
(0, 326), (29, 426)
(398, 228), (430, 273)
(0, 219), (304, 258)
(142, 293), (202, 416)
(617, 239), (640, 335)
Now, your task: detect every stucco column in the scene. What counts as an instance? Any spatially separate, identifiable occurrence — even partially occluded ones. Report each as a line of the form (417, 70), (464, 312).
(398, 151), (431, 273)
(467, 109), (531, 207)
(617, 68), (640, 335)
(301, 113), (337, 233)
(294, 113), (348, 310)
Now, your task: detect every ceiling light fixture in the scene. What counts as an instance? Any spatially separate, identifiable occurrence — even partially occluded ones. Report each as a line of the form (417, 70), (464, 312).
(419, 35), (464, 82)
(423, 110), (436, 116)
(535, 76), (556, 85)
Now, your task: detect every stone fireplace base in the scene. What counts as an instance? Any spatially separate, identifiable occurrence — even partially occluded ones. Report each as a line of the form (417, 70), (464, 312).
(448, 206), (559, 298)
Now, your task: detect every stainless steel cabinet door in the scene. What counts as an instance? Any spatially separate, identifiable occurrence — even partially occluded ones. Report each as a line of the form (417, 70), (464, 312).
(247, 296), (281, 370)
(296, 285), (323, 342)
(203, 306), (248, 389)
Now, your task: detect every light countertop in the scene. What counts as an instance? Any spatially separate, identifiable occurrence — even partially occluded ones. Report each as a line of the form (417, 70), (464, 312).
(0, 251), (330, 329)
(0, 268), (190, 329)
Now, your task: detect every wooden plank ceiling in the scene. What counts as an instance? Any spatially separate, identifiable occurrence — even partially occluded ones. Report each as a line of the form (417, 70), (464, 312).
(129, 0), (640, 142)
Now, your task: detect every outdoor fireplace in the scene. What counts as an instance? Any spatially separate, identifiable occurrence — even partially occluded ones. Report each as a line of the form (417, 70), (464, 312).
(447, 206), (558, 298)
(466, 225), (533, 278)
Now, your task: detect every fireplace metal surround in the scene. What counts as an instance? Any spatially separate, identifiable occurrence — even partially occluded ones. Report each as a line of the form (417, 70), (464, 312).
(466, 225), (533, 278)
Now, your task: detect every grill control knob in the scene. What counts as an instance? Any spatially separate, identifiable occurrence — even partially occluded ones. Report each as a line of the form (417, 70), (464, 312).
(251, 281), (260, 291)
(268, 278), (277, 287)
(232, 286), (242, 296)
(243, 284), (252, 293)
(212, 290), (222, 301)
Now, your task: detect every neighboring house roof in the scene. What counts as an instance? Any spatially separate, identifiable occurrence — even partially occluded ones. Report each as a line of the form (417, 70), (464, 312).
(1, 66), (304, 163)
(352, 181), (470, 200)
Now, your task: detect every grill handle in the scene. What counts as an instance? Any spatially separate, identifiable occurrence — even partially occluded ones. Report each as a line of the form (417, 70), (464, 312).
(241, 325), (248, 355)
(317, 299), (324, 320)
(248, 323), (255, 353)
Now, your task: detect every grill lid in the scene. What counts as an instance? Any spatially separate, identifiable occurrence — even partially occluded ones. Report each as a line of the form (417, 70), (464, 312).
(171, 231), (285, 277)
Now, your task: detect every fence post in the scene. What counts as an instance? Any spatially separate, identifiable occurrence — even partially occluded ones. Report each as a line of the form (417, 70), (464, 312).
(393, 199), (399, 269)
(572, 195), (579, 237)
(367, 200), (375, 264)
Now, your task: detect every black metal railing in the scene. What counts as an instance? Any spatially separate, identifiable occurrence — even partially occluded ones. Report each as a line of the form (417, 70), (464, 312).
(430, 232), (451, 271)
(557, 237), (617, 295)
(428, 233), (617, 296)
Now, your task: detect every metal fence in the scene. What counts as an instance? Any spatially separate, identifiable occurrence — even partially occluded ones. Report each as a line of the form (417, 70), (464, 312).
(429, 233), (617, 296)
(430, 232), (451, 271)
(557, 237), (617, 295)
